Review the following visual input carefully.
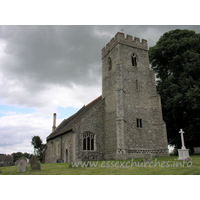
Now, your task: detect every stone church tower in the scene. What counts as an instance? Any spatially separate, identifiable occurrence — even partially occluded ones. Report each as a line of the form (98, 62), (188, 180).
(102, 32), (168, 160)
(45, 32), (169, 163)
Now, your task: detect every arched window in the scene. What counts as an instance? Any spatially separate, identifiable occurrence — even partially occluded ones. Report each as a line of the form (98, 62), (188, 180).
(108, 57), (112, 71)
(132, 53), (137, 67)
(83, 132), (95, 151)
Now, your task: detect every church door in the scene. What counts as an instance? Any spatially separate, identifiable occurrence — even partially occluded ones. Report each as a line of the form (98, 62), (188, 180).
(66, 149), (68, 163)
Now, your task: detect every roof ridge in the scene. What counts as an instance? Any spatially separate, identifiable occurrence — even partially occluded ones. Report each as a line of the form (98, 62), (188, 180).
(85, 95), (102, 107)
(47, 95), (102, 141)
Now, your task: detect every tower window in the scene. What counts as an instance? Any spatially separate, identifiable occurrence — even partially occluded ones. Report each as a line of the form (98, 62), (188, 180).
(132, 53), (137, 67)
(108, 57), (112, 71)
(136, 80), (139, 90)
(83, 132), (95, 151)
(136, 118), (142, 128)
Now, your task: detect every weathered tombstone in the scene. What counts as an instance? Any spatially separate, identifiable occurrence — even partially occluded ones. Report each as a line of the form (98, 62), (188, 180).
(194, 147), (200, 155)
(0, 170), (2, 173)
(17, 157), (27, 172)
(30, 156), (41, 171)
(0, 161), (4, 167)
(142, 153), (152, 162)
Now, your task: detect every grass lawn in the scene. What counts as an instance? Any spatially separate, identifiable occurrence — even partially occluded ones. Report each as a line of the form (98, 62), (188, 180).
(0, 155), (200, 175)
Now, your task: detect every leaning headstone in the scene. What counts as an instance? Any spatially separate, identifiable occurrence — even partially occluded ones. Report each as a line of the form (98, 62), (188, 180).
(30, 156), (41, 171)
(142, 153), (152, 162)
(17, 157), (27, 172)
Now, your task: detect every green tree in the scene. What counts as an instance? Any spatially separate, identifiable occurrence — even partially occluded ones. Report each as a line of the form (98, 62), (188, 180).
(12, 152), (23, 163)
(11, 152), (33, 163)
(31, 136), (46, 162)
(149, 29), (200, 153)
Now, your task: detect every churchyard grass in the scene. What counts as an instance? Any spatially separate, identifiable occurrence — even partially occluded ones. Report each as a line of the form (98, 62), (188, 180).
(0, 155), (200, 175)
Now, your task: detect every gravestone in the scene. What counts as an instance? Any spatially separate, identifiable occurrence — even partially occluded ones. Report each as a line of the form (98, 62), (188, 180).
(0, 161), (4, 167)
(142, 153), (152, 162)
(194, 147), (200, 155)
(30, 156), (41, 171)
(17, 157), (27, 172)
(0, 170), (2, 173)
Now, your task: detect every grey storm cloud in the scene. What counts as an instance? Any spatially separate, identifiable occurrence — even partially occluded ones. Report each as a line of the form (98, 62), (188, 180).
(1, 25), (200, 107)
(1, 26), (104, 87)
(1, 25), (200, 154)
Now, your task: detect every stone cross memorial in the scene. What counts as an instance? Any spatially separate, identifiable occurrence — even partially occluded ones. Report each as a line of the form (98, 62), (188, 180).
(177, 129), (190, 160)
(179, 129), (186, 149)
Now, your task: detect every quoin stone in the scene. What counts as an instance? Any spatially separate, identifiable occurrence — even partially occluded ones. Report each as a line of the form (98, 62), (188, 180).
(44, 32), (169, 163)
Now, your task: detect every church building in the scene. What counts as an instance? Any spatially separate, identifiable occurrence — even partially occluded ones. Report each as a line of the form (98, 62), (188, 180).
(45, 32), (169, 163)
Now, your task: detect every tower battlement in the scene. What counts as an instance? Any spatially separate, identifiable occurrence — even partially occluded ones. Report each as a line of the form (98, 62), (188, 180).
(102, 32), (147, 59)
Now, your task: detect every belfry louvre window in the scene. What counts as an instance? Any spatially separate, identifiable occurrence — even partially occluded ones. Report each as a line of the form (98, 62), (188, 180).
(132, 53), (137, 67)
(83, 133), (95, 151)
(136, 118), (142, 128)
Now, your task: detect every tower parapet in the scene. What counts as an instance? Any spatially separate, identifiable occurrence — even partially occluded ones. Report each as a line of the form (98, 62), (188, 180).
(102, 32), (147, 59)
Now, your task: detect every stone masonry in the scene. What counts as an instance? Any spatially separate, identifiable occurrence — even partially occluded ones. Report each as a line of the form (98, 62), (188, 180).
(45, 32), (169, 163)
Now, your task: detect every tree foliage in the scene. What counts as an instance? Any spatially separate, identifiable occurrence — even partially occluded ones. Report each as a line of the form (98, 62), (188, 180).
(31, 136), (46, 162)
(11, 152), (33, 163)
(149, 29), (200, 152)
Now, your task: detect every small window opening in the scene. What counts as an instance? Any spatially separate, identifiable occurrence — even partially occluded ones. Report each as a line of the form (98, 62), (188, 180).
(87, 136), (90, 150)
(140, 119), (142, 128)
(132, 53), (137, 67)
(91, 138), (94, 150)
(83, 138), (86, 150)
(136, 118), (142, 128)
(108, 57), (112, 71)
(136, 80), (139, 90)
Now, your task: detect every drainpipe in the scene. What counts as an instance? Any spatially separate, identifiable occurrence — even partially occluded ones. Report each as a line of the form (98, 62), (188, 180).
(52, 113), (56, 132)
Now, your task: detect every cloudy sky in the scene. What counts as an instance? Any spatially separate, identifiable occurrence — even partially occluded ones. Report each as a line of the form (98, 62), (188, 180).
(1, 25), (200, 154)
